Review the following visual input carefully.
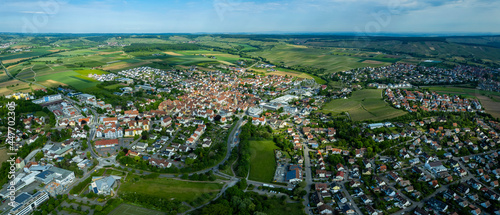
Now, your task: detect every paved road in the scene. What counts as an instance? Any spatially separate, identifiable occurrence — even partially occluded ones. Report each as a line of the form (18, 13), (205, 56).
(302, 145), (314, 214)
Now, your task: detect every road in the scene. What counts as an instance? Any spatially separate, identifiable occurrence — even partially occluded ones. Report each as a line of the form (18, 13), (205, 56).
(302, 145), (314, 214)
(1, 61), (47, 90)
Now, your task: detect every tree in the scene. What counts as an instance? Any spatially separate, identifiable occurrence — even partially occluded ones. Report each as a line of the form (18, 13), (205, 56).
(35, 151), (44, 161)
(95, 205), (103, 212)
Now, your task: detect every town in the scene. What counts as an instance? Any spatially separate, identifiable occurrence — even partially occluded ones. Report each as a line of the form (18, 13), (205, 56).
(1, 56), (500, 215)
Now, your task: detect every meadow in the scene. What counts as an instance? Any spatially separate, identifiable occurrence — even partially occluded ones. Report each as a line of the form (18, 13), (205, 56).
(248, 140), (278, 182)
(119, 178), (223, 203)
(322, 89), (407, 121)
(108, 204), (164, 215)
(0, 148), (8, 168)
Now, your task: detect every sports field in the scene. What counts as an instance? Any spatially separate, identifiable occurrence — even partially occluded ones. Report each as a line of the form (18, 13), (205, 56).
(108, 204), (164, 215)
(322, 89), (407, 121)
(249, 140), (278, 182)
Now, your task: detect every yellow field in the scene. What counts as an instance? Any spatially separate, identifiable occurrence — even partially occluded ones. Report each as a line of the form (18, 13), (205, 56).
(286, 44), (308, 48)
(163, 51), (183, 56)
(0, 80), (32, 96)
(102, 61), (150, 70)
(3, 58), (31, 64)
(38, 79), (67, 87)
(268, 71), (312, 79)
(361, 60), (384, 64)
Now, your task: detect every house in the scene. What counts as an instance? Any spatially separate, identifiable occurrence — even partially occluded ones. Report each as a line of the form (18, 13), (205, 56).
(481, 201), (491, 208)
(414, 207), (429, 215)
(335, 192), (347, 203)
(366, 205), (378, 215)
(429, 180), (439, 188)
(341, 204), (355, 214)
(149, 158), (172, 168)
(467, 179), (482, 190)
(335, 171), (345, 181)
(388, 171), (401, 182)
(467, 193), (479, 201)
(316, 169), (326, 178)
(456, 183), (470, 194)
(470, 205), (481, 215)
(252, 117), (266, 125)
(427, 198), (448, 212)
(425, 161), (447, 174)
(318, 204), (334, 215)
(360, 194), (372, 204)
(311, 191), (324, 207)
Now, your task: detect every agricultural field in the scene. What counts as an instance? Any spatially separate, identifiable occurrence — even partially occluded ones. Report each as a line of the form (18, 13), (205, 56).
(250, 44), (393, 74)
(249, 140), (278, 182)
(322, 89), (407, 121)
(108, 204), (164, 215)
(0, 48), (54, 61)
(36, 70), (100, 90)
(119, 178), (223, 203)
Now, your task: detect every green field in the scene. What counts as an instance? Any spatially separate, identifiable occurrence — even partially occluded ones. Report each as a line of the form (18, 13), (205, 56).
(74, 69), (109, 76)
(424, 86), (500, 97)
(249, 140), (278, 182)
(119, 178), (223, 202)
(322, 89), (407, 121)
(108, 204), (164, 215)
(36, 70), (99, 89)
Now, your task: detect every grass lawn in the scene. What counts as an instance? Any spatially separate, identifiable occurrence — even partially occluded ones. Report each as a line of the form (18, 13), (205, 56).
(108, 203), (164, 215)
(119, 178), (223, 202)
(322, 89), (406, 121)
(249, 140), (278, 182)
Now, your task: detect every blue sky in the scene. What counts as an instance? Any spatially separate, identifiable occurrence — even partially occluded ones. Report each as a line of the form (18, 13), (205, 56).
(0, 0), (499, 34)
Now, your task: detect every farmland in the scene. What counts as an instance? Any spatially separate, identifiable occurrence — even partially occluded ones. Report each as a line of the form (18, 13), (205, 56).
(250, 44), (393, 75)
(322, 89), (407, 121)
(36, 70), (99, 90)
(248, 140), (278, 182)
